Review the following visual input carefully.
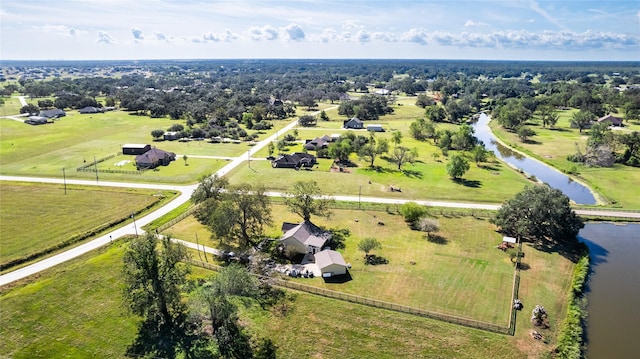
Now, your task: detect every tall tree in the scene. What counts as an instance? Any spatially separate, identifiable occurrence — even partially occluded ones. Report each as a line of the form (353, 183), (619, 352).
(570, 109), (595, 133)
(391, 146), (418, 170)
(357, 237), (381, 259)
(284, 180), (334, 222)
(358, 136), (389, 167)
(122, 234), (191, 358)
(491, 185), (584, 243)
(446, 154), (470, 179)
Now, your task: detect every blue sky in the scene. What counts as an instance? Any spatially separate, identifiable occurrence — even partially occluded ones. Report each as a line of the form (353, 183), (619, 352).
(1, 0), (639, 61)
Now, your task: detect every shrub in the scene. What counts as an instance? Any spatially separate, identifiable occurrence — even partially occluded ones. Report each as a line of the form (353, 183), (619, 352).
(399, 202), (428, 223)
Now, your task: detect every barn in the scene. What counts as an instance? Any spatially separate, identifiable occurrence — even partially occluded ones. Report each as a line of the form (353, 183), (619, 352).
(122, 144), (151, 155)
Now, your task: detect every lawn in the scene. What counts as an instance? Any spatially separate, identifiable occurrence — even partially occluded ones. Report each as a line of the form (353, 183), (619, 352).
(490, 112), (640, 209)
(0, 96), (27, 116)
(0, 182), (173, 268)
(164, 205), (516, 325)
(0, 110), (285, 183)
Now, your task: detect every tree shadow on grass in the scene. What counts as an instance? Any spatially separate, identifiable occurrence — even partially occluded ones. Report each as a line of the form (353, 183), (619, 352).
(426, 234), (448, 245)
(530, 239), (588, 263)
(452, 178), (482, 188)
(402, 169), (423, 178)
(519, 262), (531, 270)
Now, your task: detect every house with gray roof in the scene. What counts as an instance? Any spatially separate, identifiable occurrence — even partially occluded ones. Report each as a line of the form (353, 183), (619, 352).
(597, 114), (624, 127)
(279, 221), (330, 255)
(343, 117), (364, 129)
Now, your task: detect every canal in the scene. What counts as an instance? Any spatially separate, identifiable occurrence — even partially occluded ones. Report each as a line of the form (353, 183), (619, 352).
(472, 113), (596, 204)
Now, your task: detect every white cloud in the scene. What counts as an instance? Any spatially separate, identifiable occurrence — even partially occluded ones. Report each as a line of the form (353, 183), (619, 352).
(283, 23), (305, 41)
(131, 27), (144, 40)
(248, 25), (279, 41)
(464, 20), (489, 27)
(401, 28), (429, 45)
(32, 24), (80, 37)
(155, 32), (167, 41)
(356, 30), (370, 43)
(342, 21), (363, 31)
(202, 29), (237, 42)
(310, 28), (338, 43)
(96, 31), (115, 44)
(372, 32), (397, 42)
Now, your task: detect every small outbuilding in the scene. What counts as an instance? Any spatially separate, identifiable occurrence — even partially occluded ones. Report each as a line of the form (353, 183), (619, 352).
(164, 131), (179, 141)
(367, 124), (384, 132)
(122, 144), (151, 155)
(315, 250), (348, 277)
(597, 114), (624, 127)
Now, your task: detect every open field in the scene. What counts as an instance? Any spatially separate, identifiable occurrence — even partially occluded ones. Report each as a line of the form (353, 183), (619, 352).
(0, 96), (27, 116)
(490, 113), (640, 209)
(166, 205), (515, 325)
(0, 110), (285, 183)
(0, 182), (174, 268)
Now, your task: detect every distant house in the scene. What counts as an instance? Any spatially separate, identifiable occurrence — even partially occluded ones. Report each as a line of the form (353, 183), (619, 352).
(122, 144), (151, 155)
(343, 117), (364, 129)
(271, 152), (316, 169)
(25, 116), (49, 125)
(315, 250), (348, 277)
(78, 106), (100, 114)
(279, 221), (330, 255)
(367, 124), (384, 132)
(135, 148), (176, 169)
(39, 108), (66, 119)
(597, 114), (624, 127)
(304, 135), (331, 150)
(374, 89), (390, 95)
(164, 131), (179, 141)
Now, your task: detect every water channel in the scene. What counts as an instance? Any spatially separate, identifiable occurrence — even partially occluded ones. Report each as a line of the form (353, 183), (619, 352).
(471, 113), (597, 204)
(579, 223), (640, 358)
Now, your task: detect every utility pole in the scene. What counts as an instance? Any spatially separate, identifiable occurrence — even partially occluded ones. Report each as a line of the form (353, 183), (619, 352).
(93, 155), (98, 183)
(131, 213), (138, 237)
(62, 168), (67, 195)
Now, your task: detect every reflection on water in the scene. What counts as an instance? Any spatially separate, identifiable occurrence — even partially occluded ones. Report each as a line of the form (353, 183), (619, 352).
(471, 114), (596, 204)
(580, 223), (640, 359)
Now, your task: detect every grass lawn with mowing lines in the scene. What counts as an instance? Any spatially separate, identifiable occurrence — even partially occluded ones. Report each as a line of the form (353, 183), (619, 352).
(228, 154), (531, 203)
(0, 182), (171, 267)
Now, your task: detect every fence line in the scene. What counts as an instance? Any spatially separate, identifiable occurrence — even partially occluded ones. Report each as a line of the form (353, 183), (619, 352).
(186, 259), (511, 335)
(155, 205), (200, 233)
(507, 241), (524, 335)
(77, 168), (143, 175)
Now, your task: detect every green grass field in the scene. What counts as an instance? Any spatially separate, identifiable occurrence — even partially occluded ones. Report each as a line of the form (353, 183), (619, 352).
(490, 112), (640, 208)
(165, 205), (515, 325)
(0, 182), (172, 267)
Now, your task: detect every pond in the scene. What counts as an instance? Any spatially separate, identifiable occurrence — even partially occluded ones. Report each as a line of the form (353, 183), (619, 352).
(471, 113), (596, 204)
(579, 223), (640, 358)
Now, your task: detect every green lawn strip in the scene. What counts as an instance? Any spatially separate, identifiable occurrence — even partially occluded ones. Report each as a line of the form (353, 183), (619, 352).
(0, 182), (175, 269)
(227, 155), (531, 204)
(243, 292), (525, 359)
(143, 200), (194, 232)
(489, 117), (640, 209)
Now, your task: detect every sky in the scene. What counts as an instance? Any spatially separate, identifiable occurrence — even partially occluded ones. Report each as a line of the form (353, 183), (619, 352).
(1, 0), (639, 61)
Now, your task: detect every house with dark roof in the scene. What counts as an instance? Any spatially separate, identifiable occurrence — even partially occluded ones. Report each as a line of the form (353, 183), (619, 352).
(39, 108), (66, 119)
(597, 114), (624, 127)
(78, 106), (100, 114)
(135, 148), (176, 169)
(271, 152), (316, 169)
(343, 117), (364, 129)
(314, 250), (348, 277)
(304, 135), (331, 150)
(279, 221), (330, 255)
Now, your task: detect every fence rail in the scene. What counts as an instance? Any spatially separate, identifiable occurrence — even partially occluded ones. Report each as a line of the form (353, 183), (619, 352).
(186, 259), (511, 335)
(155, 205), (200, 233)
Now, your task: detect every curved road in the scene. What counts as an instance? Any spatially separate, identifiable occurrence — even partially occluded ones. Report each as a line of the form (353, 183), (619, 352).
(1, 105), (639, 286)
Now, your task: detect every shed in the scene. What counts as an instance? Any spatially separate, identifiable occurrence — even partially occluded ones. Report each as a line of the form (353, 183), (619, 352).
(367, 124), (384, 132)
(122, 144), (151, 155)
(503, 236), (517, 244)
(597, 114), (624, 127)
(315, 250), (348, 277)
(164, 131), (179, 141)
